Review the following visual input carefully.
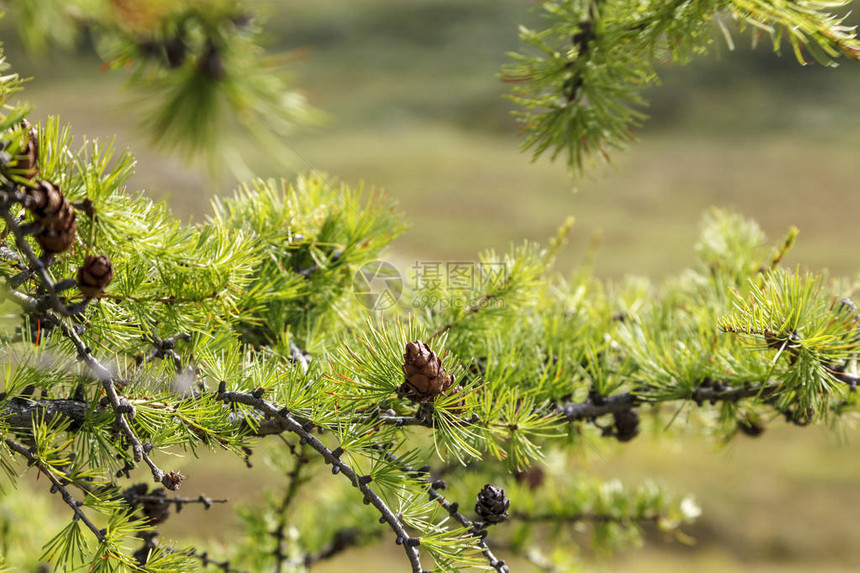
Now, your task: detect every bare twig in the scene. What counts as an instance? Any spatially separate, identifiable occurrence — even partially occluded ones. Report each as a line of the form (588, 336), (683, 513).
(219, 390), (426, 573)
(375, 447), (509, 573)
(426, 480), (509, 573)
(5, 438), (106, 542)
(556, 381), (816, 422)
(192, 550), (247, 573)
(273, 440), (307, 573)
(57, 317), (178, 488)
(7, 374), (858, 444)
(301, 528), (379, 566)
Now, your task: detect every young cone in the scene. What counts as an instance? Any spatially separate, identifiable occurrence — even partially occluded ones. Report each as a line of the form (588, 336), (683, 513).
(25, 180), (64, 223)
(475, 484), (510, 524)
(34, 204), (77, 254)
(26, 180), (78, 254)
(77, 255), (114, 299)
(398, 340), (454, 402)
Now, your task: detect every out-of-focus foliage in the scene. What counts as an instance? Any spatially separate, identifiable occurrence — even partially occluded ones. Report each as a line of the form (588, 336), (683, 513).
(504, 0), (860, 175)
(5, 0), (321, 174)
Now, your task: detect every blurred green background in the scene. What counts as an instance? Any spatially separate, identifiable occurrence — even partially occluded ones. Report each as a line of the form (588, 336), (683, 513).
(3, 1), (860, 571)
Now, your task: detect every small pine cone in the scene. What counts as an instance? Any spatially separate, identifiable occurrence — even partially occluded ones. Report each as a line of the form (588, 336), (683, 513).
(35, 201), (77, 254)
(613, 408), (639, 442)
(16, 120), (39, 179)
(77, 255), (114, 299)
(26, 180), (65, 223)
(398, 340), (454, 402)
(475, 484), (510, 524)
(162, 471), (185, 491)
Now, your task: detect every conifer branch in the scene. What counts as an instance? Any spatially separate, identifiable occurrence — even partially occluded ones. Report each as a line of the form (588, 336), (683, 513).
(5, 438), (106, 543)
(0, 206), (180, 490)
(103, 290), (229, 305)
(124, 489), (228, 513)
(426, 481), (510, 573)
(219, 390), (425, 573)
(556, 375), (858, 423)
(140, 333), (192, 374)
(505, 0), (860, 175)
(56, 314), (180, 489)
(4, 396), (88, 430)
(375, 447), (510, 573)
(0, 193), (70, 316)
(556, 392), (639, 421)
(376, 410), (481, 429)
(5, 369), (856, 446)
(1, 6), (857, 571)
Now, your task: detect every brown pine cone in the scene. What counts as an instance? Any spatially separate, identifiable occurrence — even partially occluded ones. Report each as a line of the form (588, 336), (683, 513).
(35, 200), (77, 254)
(475, 484), (510, 524)
(162, 470), (185, 491)
(398, 340), (454, 402)
(26, 181), (77, 254)
(35, 204), (77, 254)
(77, 255), (114, 299)
(26, 180), (65, 223)
(16, 121), (39, 179)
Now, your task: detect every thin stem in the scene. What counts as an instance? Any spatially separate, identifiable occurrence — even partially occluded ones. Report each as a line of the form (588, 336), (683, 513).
(101, 289), (227, 305)
(301, 529), (379, 567)
(7, 375), (858, 441)
(6, 438), (106, 543)
(220, 390), (425, 573)
(56, 317), (175, 488)
(426, 482), (509, 573)
(192, 550), (246, 573)
(273, 440), (306, 573)
(376, 447), (509, 573)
